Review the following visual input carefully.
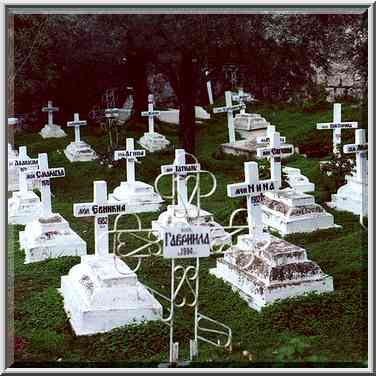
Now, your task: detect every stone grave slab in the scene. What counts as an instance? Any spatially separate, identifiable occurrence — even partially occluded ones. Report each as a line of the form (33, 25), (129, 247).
(283, 167), (315, 193)
(19, 153), (86, 263)
(210, 161), (334, 311)
(60, 181), (162, 335)
(108, 138), (163, 212)
(39, 100), (67, 138)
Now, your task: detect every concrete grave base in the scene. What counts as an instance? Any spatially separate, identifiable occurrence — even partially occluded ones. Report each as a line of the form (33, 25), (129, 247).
(283, 167), (315, 193)
(327, 175), (368, 216)
(261, 189), (340, 236)
(234, 113), (269, 137)
(60, 254), (162, 336)
(210, 234), (334, 311)
(64, 141), (97, 162)
(152, 204), (231, 246)
(8, 167), (19, 192)
(8, 191), (42, 225)
(19, 213), (87, 263)
(138, 132), (170, 153)
(236, 127), (267, 141)
(39, 124), (67, 139)
(108, 180), (164, 213)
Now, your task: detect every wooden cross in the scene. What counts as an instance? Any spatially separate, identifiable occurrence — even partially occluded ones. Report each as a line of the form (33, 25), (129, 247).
(42, 100), (59, 126)
(316, 103), (358, 154)
(141, 94), (160, 134)
(213, 91), (245, 143)
(227, 161), (276, 240)
(114, 138), (146, 184)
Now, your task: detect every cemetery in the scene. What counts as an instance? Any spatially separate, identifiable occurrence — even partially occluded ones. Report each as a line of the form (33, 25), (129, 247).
(6, 8), (369, 370)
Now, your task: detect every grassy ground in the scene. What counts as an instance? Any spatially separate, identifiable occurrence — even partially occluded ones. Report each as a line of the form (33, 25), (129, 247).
(8, 101), (368, 368)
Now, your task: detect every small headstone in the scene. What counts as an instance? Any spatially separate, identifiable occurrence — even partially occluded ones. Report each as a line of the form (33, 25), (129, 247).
(257, 130), (339, 236)
(283, 167), (315, 193)
(210, 161), (334, 311)
(39, 100), (67, 138)
(60, 180), (162, 335)
(19, 153), (86, 263)
(64, 113), (97, 162)
(8, 146), (42, 224)
(328, 129), (368, 216)
(108, 138), (163, 212)
(139, 94), (171, 152)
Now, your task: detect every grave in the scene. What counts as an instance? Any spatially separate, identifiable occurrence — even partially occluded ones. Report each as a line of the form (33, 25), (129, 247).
(39, 100), (67, 138)
(283, 167), (315, 193)
(152, 149), (230, 246)
(108, 138), (164, 212)
(156, 106), (211, 125)
(138, 94), (171, 152)
(210, 161), (334, 311)
(19, 153), (87, 263)
(316, 103), (358, 172)
(8, 146), (42, 225)
(60, 180), (162, 336)
(258, 131), (338, 236)
(328, 129), (368, 216)
(64, 113), (97, 162)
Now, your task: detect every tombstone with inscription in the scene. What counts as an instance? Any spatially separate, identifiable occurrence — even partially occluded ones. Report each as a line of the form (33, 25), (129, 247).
(19, 153), (86, 263)
(283, 167), (315, 193)
(138, 94), (171, 152)
(60, 180), (162, 335)
(39, 100), (67, 138)
(258, 131), (338, 236)
(152, 149), (230, 246)
(64, 113), (97, 162)
(8, 147), (42, 224)
(108, 138), (163, 212)
(210, 161), (334, 311)
(328, 129), (368, 216)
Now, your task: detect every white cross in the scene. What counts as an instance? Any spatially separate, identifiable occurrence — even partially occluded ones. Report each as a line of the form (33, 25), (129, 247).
(25, 153), (65, 217)
(256, 125), (286, 144)
(8, 146), (39, 194)
(73, 181), (128, 257)
(256, 131), (294, 189)
(42, 100), (59, 127)
(114, 138), (146, 184)
(160, 149), (200, 209)
(316, 103), (358, 154)
(205, 71), (214, 105)
(232, 88), (252, 115)
(213, 91), (245, 143)
(343, 129), (368, 184)
(141, 94), (160, 134)
(67, 113), (87, 143)
(227, 161), (276, 240)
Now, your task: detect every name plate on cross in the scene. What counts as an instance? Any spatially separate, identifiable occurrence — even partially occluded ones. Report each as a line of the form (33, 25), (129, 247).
(257, 136), (286, 144)
(256, 146), (293, 158)
(9, 158), (39, 169)
(343, 143), (368, 153)
(316, 122), (358, 130)
(141, 110), (160, 117)
(227, 180), (276, 198)
(115, 150), (146, 160)
(161, 163), (200, 175)
(74, 202), (128, 217)
(26, 167), (65, 181)
(213, 104), (245, 114)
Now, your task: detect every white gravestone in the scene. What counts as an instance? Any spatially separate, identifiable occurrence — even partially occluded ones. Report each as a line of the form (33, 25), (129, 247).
(210, 161), (334, 311)
(19, 153), (86, 263)
(108, 138), (163, 212)
(8, 147), (42, 225)
(206, 70), (214, 105)
(39, 100), (67, 138)
(282, 167), (315, 193)
(316, 103), (358, 155)
(257, 131), (338, 236)
(328, 129), (368, 217)
(138, 94), (171, 152)
(152, 149), (230, 246)
(64, 113), (97, 162)
(60, 180), (162, 336)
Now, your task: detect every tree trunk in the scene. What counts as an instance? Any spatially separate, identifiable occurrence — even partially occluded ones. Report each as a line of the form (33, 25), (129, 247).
(178, 51), (197, 154)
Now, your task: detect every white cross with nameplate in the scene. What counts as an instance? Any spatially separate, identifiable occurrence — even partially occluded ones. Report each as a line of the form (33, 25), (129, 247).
(114, 138), (146, 184)
(73, 181), (129, 257)
(256, 125), (286, 144)
(67, 113), (87, 143)
(343, 129), (368, 184)
(227, 161), (276, 240)
(42, 100), (59, 127)
(316, 103), (358, 154)
(213, 91), (245, 143)
(160, 149), (200, 209)
(13, 146), (39, 194)
(141, 94), (160, 134)
(257, 131), (294, 189)
(25, 153), (65, 217)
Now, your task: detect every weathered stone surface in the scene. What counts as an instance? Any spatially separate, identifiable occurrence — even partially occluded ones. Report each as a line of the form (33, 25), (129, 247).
(283, 167), (315, 193)
(210, 234), (333, 311)
(40, 124), (67, 139)
(60, 255), (162, 335)
(64, 141), (97, 162)
(138, 132), (170, 153)
(8, 190), (42, 225)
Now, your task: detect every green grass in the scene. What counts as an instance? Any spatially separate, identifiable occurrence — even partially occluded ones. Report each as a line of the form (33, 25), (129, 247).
(9, 102), (368, 368)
